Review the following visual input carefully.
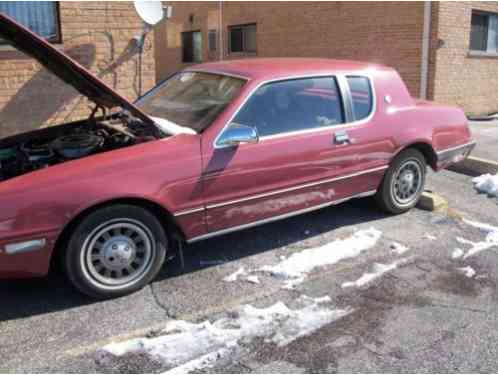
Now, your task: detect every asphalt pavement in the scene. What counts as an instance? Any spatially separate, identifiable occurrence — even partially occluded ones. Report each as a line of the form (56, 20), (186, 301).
(469, 119), (498, 160)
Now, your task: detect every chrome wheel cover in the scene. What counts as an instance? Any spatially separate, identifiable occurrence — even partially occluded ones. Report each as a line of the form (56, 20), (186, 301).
(81, 219), (155, 290)
(391, 159), (423, 207)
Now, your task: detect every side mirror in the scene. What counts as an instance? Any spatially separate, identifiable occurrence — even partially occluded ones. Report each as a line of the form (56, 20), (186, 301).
(217, 123), (259, 148)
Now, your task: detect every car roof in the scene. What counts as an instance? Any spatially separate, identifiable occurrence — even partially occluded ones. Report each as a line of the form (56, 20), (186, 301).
(187, 58), (391, 81)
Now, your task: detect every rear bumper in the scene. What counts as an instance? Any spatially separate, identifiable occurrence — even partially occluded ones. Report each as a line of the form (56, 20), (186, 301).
(0, 230), (57, 279)
(436, 140), (476, 170)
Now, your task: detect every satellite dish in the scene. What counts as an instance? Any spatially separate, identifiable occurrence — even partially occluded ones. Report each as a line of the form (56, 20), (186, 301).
(134, 1), (164, 26)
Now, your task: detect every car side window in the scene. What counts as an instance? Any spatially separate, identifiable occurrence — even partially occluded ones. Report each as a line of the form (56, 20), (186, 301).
(346, 76), (373, 121)
(232, 77), (344, 137)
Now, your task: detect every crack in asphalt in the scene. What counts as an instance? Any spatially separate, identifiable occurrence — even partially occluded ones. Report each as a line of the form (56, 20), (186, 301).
(149, 282), (177, 319)
(415, 261), (433, 273)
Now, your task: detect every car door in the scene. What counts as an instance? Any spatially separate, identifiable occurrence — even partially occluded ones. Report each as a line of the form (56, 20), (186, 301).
(199, 74), (386, 235)
(330, 74), (393, 186)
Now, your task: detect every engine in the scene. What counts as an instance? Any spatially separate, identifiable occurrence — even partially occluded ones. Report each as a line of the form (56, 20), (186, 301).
(0, 118), (157, 182)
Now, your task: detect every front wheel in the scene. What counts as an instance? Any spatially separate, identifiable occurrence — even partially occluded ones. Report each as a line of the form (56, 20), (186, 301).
(375, 149), (426, 214)
(64, 204), (167, 299)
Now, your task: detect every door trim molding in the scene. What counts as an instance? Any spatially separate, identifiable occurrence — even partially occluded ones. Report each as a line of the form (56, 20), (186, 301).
(173, 207), (205, 217)
(436, 141), (476, 156)
(187, 189), (377, 243)
(205, 165), (388, 210)
(173, 165), (387, 217)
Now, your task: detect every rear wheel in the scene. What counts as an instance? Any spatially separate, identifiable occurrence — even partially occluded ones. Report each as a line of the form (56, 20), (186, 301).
(376, 149), (426, 214)
(64, 204), (167, 298)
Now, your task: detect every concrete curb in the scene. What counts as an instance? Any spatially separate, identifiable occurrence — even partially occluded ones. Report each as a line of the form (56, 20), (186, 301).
(417, 191), (448, 212)
(448, 156), (498, 177)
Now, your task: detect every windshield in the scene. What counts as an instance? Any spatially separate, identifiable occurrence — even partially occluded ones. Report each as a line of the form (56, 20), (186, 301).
(135, 72), (246, 132)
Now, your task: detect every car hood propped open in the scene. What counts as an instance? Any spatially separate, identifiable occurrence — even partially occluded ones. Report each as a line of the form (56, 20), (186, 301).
(0, 12), (154, 126)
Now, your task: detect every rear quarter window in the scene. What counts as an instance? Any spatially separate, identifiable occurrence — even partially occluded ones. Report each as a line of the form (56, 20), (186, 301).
(346, 76), (373, 121)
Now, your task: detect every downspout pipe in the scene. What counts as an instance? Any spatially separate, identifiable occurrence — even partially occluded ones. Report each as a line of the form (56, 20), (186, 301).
(219, 1), (223, 61)
(420, 1), (432, 99)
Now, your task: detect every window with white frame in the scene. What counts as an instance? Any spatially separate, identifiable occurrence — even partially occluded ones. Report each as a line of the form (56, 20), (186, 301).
(0, 1), (61, 43)
(470, 10), (498, 53)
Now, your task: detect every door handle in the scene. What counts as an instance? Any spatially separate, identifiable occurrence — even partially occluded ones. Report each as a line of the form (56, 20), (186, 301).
(334, 131), (350, 145)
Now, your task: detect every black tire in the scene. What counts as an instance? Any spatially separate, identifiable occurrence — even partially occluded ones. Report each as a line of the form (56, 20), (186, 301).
(64, 204), (167, 299)
(375, 148), (426, 214)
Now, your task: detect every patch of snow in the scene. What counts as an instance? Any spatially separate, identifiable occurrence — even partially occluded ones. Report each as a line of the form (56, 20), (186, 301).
(103, 339), (142, 357)
(260, 228), (382, 288)
(102, 298), (352, 372)
(268, 302), (351, 346)
(472, 173), (498, 198)
(456, 236), (476, 246)
(341, 258), (409, 288)
(161, 346), (234, 375)
(282, 276), (305, 290)
(223, 267), (246, 282)
(457, 219), (498, 259)
(423, 233), (437, 241)
(150, 116), (197, 136)
(390, 242), (409, 255)
(103, 318), (238, 369)
(451, 248), (464, 259)
(246, 275), (260, 284)
(457, 266), (476, 278)
(298, 295), (332, 304)
(464, 219), (498, 239)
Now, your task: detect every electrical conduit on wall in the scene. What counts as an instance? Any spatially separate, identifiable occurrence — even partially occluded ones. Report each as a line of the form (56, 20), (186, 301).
(420, 1), (432, 100)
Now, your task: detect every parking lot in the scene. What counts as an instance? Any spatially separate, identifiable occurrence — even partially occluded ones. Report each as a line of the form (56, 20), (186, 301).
(1, 122), (497, 373)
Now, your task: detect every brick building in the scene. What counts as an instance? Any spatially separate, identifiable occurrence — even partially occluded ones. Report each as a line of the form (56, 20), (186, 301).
(0, 2), (156, 137)
(155, 1), (498, 115)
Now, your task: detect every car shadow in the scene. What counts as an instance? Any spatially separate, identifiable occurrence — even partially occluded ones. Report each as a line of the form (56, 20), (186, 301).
(0, 198), (389, 322)
(163, 198), (388, 279)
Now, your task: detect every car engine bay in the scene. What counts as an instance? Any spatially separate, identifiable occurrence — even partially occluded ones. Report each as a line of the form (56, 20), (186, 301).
(0, 115), (161, 182)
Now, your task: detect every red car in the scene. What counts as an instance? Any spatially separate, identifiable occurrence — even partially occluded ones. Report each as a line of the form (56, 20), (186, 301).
(0, 14), (475, 298)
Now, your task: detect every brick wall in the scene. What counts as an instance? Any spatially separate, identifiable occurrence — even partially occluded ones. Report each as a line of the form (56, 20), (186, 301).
(0, 2), (156, 138)
(432, 1), (498, 115)
(154, 2), (219, 82)
(155, 1), (425, 97)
